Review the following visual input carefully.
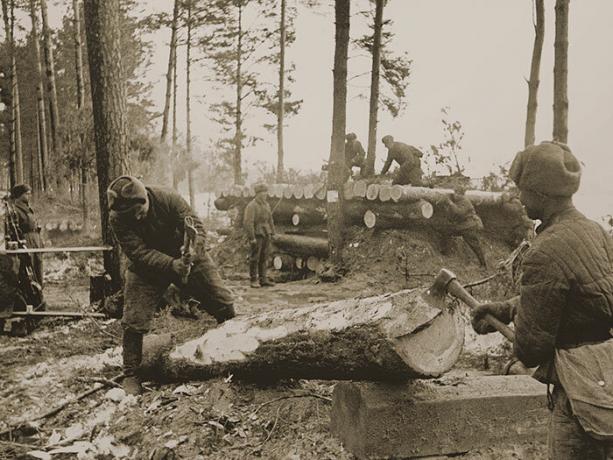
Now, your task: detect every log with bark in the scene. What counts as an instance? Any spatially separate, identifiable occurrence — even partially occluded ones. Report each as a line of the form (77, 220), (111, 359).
(272, 234), (329, 258)
(140, 288), (465, 382)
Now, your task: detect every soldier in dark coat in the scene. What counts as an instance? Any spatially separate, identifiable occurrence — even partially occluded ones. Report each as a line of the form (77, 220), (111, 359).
(380, 135), (424, 186)
(345, 132), (366, 178)
(441, 184), (488, 268)
(9, 184), (44, 286)
(243, 183), (275, 288)
(471, 142), (613, 459)
(108, 175), (235, 394)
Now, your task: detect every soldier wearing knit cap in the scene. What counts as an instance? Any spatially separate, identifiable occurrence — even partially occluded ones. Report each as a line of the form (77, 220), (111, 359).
(380, 135), (424, 186)
(108, 175), (235, 395)
(471, 142), (613, 458)
(344, 132), (366, 178)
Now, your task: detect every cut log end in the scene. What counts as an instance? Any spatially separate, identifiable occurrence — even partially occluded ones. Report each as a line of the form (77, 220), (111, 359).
(364, 210), (377, 229)
(291, 214), (300, 226)
(366, 184), (380, 201)
(306, 256), (322, 272)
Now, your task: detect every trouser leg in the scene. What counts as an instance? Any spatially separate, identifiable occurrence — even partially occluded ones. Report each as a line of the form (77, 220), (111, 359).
(548, 385), (609, 460)
(462, 231), (488, 267)
(258, 236), (270, 282)
(248, 240), (259, 281)
(185, 253), (235, 323)
(122, 326), (143, 376)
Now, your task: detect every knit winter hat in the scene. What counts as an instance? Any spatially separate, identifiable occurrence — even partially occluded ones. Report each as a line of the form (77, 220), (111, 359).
(345, 132), (357, 141)
(11, 183), (31, 199)
(509, 141), (581, 197)
(107, 175), (148, 214)
(254, 183), (268, 194)
(382, 135), (394, 144)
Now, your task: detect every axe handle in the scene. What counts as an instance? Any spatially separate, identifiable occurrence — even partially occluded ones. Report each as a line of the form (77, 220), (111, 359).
(447, 279), (516, 342)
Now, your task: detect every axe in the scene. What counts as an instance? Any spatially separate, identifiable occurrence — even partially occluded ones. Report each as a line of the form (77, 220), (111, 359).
(428, 268), (515, 342)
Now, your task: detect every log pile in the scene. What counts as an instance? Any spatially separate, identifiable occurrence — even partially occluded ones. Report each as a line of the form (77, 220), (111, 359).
(140, 288), (465, 382)
(215, 181), (532, 265)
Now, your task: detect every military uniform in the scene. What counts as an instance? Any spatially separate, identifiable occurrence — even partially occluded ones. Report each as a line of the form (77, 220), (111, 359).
(380, 141), (424, 186)
(243, 193), (275, 286)
(13, 201), (44, 286)
(441, 194), (487, 267)
(345, 139), (366, 170)
(471, 142), (613, 459)
(108, 177), (235, 394)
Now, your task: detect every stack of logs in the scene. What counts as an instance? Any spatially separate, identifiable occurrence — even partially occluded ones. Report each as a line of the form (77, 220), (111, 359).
(214, 181), (531, 273)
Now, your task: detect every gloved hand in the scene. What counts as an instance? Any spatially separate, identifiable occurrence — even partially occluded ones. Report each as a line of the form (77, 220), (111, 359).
(171, 258), (191, 279)
(471, 300), (515, 335)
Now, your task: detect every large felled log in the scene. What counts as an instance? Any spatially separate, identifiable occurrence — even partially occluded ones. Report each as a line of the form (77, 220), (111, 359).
(272, 234), (329, 257)
(363, 199), (434, 229)
(273, 253), (296, 271)
(140, 289), (465, 382)
(291, 204), (327, 227)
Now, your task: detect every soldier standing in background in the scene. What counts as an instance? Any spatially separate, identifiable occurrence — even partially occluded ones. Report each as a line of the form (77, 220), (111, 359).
(244, 184), (276, 288)
(344, 132), (366, 178)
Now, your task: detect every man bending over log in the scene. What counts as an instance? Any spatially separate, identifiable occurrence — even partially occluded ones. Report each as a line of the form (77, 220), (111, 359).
(345, 132), (366, 178)
(108, 175), (235, 395)
(243, 183), (275, 288)
(440, 184), (488, 268)
(471, 142), (613, 459)
(380, 135), (424, 186)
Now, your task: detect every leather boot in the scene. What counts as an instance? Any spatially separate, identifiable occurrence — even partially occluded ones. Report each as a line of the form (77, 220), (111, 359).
(259, 278), (275, 287)
(122, 328), (143, 395)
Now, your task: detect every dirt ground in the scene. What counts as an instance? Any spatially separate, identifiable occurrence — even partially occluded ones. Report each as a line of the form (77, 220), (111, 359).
(0, 225), (546, 459)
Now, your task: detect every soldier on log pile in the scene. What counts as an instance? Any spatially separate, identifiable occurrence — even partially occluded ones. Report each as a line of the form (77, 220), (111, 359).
(380, 135), (424, 186)
(243, 183), (276, 288)
(344, 132), (366, 178)
(108, 175), (235, 395)
(471, 142), (613, 458)
(440, 184), (488, 269)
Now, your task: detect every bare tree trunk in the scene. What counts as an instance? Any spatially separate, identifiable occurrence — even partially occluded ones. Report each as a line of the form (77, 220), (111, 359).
(524, 0), (545, 147)
(365, 0), (384, 177)
(40, 0), (63, 183)
(326, 0), (350, 267)
(233, 2), (243, 185)
(83, 0), (128, 290)
(13, 69), (22, 184)
(185, 0), (195, 208)
(29, 0), (49, 192)
(73, 0), (89, 231)
(171, 34), (179, 191)
(553, 0), (569, 143)
(1, 0), (16, 187)
(161, 0), (179, 143)
(276, 0), (286, 183)
(35, 110), (44, 191)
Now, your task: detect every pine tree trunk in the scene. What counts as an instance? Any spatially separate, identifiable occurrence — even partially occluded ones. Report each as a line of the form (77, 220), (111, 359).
(326, 0), (350, 267)
(524, 0), (544, 147)
(40, 0), (63, 181)
(13, 69), (23, 184)
(365, 0), (383, 177)
(233, 2), (243, 185)
(161, 0), (179, 143)
(29, 0), (50, 192)
(1, 0), (16, 187)
(553, 0), (569, 143)
(171, 34), (179, 190)
(276, 0), (286, 183)
(73, 0), (88, 231)
(185, 0), (195, 208)
(83, 0), (128, 291)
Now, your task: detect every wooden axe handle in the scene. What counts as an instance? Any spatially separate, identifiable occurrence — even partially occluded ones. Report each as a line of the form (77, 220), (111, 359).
(447, 278), (516, 342)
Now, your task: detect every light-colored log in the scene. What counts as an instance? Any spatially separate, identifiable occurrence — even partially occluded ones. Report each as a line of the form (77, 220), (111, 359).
(292, 184), (304, 199)
(303, 184), (315, 199)
(378, 185), (392, 202)
(352, 180), (368, 198)
(306, 256), (322, 272)
(366, 184), (380, 201)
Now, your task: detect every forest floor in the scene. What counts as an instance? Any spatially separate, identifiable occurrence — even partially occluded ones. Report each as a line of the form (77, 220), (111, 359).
(0, 220), (547, 459)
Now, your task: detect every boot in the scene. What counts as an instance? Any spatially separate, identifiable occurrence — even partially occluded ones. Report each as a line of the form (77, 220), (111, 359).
(259, 278), (275, 287)
(250, 279), (260, 288)
(122, 328), (143, 395)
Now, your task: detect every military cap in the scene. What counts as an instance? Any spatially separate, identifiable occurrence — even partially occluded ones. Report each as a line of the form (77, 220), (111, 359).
(107, 175), (148, 214)
(345, 132), (357, 141)
(254, 183), (268, 194)
(382, 135), (394, 144)
(509, 141), (581, 197)
(11, 183), (31, 199)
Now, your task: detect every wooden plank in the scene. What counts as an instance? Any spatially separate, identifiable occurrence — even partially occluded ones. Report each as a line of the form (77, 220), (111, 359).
(1, 246), (113, 255)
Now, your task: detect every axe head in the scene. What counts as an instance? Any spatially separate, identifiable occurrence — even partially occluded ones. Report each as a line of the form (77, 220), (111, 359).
(427, 268), (458, 299)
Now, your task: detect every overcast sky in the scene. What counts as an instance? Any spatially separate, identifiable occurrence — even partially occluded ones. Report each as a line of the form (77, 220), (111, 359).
(51, 1), (613, 220)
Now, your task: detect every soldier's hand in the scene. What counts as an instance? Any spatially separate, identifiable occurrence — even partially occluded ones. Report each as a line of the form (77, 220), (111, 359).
(250, 239), (257, 246)
(171, 258), (191, 279)
(471, 301), (514, 335)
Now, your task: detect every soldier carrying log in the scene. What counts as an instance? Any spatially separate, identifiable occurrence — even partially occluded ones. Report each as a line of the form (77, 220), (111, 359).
(243, 183), (276, 288)
(440, 184), (488, 268)
(380, 135), (424, 186)
(471, 142), (613, 458)
(107, 175), (235, 395)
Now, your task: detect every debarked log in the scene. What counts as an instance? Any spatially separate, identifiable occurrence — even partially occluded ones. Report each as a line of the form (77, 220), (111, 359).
(346, 200), (434, 228)
(272, 234), (329, 257)
(140, 289), (465, 382)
